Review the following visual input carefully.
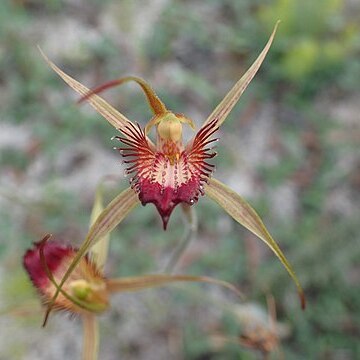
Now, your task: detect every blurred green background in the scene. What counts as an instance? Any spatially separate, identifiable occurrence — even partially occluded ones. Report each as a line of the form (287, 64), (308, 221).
(0, 0), (359, 359)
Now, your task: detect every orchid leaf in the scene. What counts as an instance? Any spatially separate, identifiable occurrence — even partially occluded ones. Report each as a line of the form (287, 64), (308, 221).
(44, 187), (140, 324)
(38, 48), (133, 135)
(204, 178), (305, 309)
(106, 274), (243, 299)
(82, 314), (99, 360)
(201, 21), (280, 130)
(88, 184), (110, 271)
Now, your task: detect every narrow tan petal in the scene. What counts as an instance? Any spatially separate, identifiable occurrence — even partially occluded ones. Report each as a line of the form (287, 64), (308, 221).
(144, 114), (162, 135)
(88, 184), (109, 271)
(106, 274), (243, 298)
(82, 314), (99, 360)
(38, 47), (133, 133)
(204, 178), (305, 309)
(44, 187), (140, 324)
(201, 21), (280, 130)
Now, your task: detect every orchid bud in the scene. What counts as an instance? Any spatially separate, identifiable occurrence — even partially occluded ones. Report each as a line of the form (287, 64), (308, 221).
(23, 236), (109, 316)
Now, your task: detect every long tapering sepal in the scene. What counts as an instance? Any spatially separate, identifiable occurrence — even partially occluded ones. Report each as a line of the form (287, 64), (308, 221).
(106, 274), (243, 299)
(38, 48), (134, 135)
(204, 178), (305, 309)
(201, 21), (280, 130)
(43, 187), (140, 325)
(88, 183), (110, 271)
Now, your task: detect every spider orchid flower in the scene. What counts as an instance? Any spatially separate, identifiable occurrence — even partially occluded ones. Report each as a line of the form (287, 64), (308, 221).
(23, 235), (110, 317)
(23, 235), (241, 320)
(39, 22), (305, 309)
(23, 187), (241, 359)
(25, 183), (240, 313)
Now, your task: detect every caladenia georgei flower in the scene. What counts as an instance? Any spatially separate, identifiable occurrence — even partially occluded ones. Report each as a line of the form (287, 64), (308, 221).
(23, 234), (105, 360)
(23, 235), (241, 318)
(23, 235), (242, 359)
(23, 186), (242, 359)
(39, 21), (305, 318)
(23, 235), (109, 316)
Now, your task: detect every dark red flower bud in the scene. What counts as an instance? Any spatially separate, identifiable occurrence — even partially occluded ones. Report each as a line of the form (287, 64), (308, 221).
(23, 235), (109, 315)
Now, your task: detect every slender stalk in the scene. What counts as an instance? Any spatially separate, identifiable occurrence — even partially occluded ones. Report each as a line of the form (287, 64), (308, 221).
(82, 314), (99, 360)
(164, 204), (198, 273)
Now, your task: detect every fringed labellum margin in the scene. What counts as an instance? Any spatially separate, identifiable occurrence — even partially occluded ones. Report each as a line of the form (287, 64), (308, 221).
(113, 117), (218, 229)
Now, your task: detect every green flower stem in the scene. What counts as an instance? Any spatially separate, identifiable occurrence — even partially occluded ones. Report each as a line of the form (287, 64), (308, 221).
(164, 204), (198, 273)
(82, 313), (99, 360)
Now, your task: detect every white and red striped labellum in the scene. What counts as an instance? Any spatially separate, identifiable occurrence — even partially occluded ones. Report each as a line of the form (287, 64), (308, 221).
(113, 114), (218, 229)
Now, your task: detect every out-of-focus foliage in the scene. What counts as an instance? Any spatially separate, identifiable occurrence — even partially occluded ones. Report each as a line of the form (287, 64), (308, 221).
(0, 0), (359, 359)
(145, 0), (360, 98)
(257, 0), (360, 95)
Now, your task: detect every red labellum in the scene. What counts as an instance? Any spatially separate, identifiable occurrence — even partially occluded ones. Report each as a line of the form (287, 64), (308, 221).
(114, 118), (218, 229)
